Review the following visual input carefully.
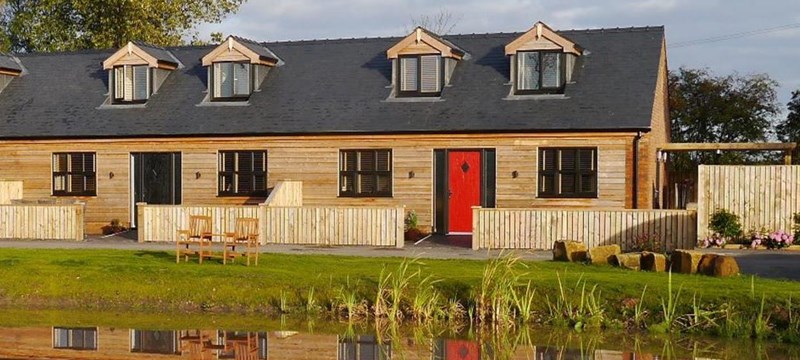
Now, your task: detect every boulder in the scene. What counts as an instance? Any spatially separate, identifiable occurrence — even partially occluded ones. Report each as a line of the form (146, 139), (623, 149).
(670, 250), (703, 274)
(552, 240), (587, 262)
(613, 253), (641, 271)
(641, 252), (667, 272)
(713, 256), (740, 277)
(589, 244), (621, 265)
(697, 254), (719, 276)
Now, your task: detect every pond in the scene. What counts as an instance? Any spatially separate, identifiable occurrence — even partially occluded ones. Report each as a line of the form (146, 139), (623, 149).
(0, 309), (797, 359)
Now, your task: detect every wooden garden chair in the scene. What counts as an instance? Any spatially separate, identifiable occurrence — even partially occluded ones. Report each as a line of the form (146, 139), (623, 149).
(222, 217), (260, 266)
(176, 215), (213, 264)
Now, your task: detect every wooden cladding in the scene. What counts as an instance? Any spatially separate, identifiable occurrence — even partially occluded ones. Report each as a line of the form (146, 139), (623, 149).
(0, 203), (85, 241)
(697, 165), (800, 238)
(472, 207), (697, 250)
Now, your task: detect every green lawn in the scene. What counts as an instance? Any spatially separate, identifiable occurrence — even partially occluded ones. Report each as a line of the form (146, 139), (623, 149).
(0, 248), (797, 315)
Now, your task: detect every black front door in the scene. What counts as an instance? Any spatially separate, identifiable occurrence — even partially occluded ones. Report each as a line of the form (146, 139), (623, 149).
(132, 152), (181, 227)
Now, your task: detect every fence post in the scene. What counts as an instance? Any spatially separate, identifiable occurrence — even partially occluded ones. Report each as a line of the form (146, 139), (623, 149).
(258, 203), (268, 245)
(396, 206), (405, 249)
(472, 206), (482, 250)
(136, 202), (147, 243)
(76, 203), (86, 241)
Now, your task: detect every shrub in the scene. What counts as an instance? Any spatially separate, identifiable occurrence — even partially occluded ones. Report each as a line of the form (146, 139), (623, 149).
(699, 233), (727, 248)
(631, 232), (663, 253)
(708, 209), (742, 241)
(763, 230), (794, 250)
(404, 210), (418, 232)
(793, 213), (800, 241)
(749, 228), (769, 248)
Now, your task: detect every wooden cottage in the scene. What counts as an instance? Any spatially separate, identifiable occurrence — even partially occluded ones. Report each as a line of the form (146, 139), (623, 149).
(0, 22), (669, 235)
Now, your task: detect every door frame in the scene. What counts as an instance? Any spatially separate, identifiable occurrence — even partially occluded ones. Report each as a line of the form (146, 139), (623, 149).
(130, 152), (183, 227)
(432, 148), (496, 235)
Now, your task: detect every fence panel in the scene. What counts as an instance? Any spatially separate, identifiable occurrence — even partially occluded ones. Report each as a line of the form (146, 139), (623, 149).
(698, 165), (800, 238)
(262, 206), (404, 248)
(472, 207), (697, 251)
(0, 204), (84, 241)
(137, 204), (260, 242)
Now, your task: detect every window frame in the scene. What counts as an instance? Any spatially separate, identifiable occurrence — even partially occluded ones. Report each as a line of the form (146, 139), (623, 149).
(397, 54), (443, 98)
(52, 152), (97, 197)
(338, 149), (393, 198)
(514, 50), (566, 95)
(53, 327), (98, 351)
(217, 150), (268, 197)
(537, 147), (598, 199)
(211, 61), (253, 101)
(112, 64), (150, 104)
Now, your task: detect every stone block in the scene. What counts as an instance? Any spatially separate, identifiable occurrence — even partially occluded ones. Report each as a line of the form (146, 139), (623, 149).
(589, 244), (621, 265)
(670, 250), (703, 274)
(641, 252), (667, 272)
(553, 240), (587, 262)
(713, 255), (740, 277)
(697, 254), (719, 276)
(613, 252), (641, 271)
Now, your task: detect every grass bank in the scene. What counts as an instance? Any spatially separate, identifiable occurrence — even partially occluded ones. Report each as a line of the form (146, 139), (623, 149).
(1, 248), (799, 342)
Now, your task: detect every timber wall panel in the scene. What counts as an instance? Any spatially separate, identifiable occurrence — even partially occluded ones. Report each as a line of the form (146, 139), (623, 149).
(0, 204), (84, 240)
(0, 133), (638, 234)
(473, 208), (696, 250)
(0, 180), (23, 204)
(697, 165), (800, 238)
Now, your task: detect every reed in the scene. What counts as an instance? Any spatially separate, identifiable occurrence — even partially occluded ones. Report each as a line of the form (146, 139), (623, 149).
(658, 270), (683, 332)
(753, 294), (771, 339)
(511, 280), (536, 324)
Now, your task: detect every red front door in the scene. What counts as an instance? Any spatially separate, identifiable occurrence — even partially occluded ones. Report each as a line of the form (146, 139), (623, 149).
(448, 151), (481, 233)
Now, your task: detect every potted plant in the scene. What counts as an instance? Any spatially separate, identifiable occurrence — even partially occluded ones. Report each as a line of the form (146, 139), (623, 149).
(403, 210), (427, 242)
(101, 218), (128, 236)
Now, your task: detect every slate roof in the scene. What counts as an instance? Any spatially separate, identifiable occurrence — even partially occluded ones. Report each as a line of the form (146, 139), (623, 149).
(0, 54), (22, 73)
(0, 26), (664, 140)
(131, 41), (180, 68)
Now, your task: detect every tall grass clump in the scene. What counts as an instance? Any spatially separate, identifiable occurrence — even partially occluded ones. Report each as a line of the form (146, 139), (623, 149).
(653, 270), (683, 333)
(474, 253), (527, 328)
(544, 273), (605, 330)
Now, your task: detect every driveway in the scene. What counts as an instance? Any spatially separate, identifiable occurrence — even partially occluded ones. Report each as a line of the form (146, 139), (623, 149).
(698, 248), (800, 281)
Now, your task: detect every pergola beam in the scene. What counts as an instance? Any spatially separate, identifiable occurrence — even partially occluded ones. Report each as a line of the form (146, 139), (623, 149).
(658, 142), (796, 152)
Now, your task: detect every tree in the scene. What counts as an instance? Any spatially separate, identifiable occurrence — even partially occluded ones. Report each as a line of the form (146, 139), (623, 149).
(777, 90), (800, 164)
(408, 10), (461, 35)
(668, 67), (781, 171)
(0, 0), (245, 53)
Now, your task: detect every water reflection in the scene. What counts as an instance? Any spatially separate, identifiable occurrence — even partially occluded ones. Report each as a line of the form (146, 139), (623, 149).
(0, 324), (795, 359)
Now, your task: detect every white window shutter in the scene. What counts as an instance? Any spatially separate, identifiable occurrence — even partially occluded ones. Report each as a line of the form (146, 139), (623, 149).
(419, 55), (441, 93)
(400, 57), (418, 91)
(123, 66), (133, 101)
(114, 67), (124, 99)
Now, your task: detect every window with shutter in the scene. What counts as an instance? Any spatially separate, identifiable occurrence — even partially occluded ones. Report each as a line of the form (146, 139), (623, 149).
(398, 55), (441, 97)
(339, 149), (392, 197)
(217, 150), (267, 196)
(516, 51), (565, 94)
(52, 152), (96, 196)
(53, 327), (98, 351)
(213, 62), (252, 101)
(538, 147), (597, 198)
(112, 65), (150, 103)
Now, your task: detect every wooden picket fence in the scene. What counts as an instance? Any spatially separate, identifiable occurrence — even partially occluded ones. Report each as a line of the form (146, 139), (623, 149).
(697, 165), (800, 237)
(472, 207), (697, 251)
(0, 203), (85, 241)
(137, 180), (405, 247)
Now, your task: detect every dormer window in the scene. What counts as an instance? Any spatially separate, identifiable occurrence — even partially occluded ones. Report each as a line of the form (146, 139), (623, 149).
(516, 51), (565, 94)
(102, 42), (181, 107)
(113, 65), (149, 103)
(505, 22), (582, 97)
(212, 62), (251, 100)
(386, 27), (467, 100)
(201, 36), (282, 104)
(398, 54), (441, 97)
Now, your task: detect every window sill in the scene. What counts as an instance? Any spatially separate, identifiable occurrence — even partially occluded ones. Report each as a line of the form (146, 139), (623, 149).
(503, 94), (568, 101)
(196, 100), (251, 107)
(96, 103), (147, 110)
(382, 97), (444, 103)
(338, 195), (394, 199)
(536, 195), (598, 199)
(217, 194), (268, 198)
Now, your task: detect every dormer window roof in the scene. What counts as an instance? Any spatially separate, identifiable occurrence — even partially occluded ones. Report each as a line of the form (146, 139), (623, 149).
(505, 22), (583, 96)
(0, 54), (23, 76)
(386, 27), (467, 99)
(200, 36), (282, 102)
(101, 42), (182, 106)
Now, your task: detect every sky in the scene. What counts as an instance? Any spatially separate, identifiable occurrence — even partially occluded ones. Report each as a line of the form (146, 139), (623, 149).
(197, 0), (800, 116)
